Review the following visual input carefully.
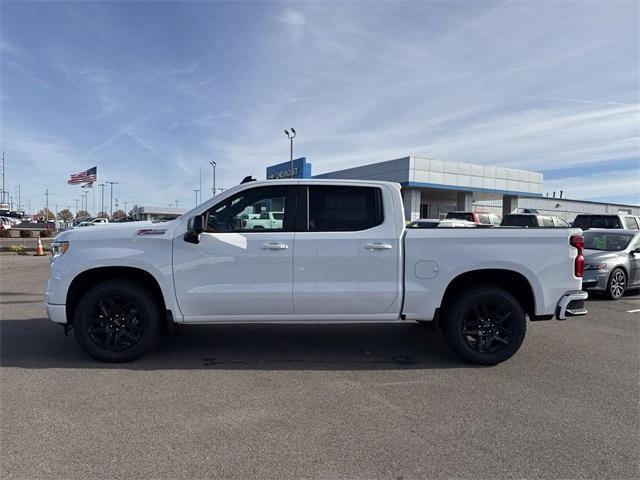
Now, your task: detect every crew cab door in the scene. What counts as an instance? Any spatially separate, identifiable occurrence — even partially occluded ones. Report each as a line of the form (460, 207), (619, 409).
(173, 185), (296, 320)
(292, 184), (401, 316)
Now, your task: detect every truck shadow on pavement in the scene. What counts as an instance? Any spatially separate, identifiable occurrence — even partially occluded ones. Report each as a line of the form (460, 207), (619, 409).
(0, 319), (470, 370)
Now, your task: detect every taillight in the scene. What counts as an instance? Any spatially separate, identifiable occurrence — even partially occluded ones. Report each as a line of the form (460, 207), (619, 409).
(570, 234), (584, 277)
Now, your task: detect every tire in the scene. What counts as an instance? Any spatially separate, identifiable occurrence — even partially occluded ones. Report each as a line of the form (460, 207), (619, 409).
(606, 268), (627, 300)
(73, 280), (161, 362)
(442, 287), (526, 365)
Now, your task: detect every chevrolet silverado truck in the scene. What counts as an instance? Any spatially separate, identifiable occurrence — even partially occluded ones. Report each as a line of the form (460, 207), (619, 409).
(45, 179), (587, 364)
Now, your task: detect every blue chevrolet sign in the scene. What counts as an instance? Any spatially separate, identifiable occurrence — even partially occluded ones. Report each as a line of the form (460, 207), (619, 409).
(266, 157), (312, 179)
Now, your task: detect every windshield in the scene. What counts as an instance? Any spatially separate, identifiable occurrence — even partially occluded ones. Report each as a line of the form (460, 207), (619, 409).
(584, 232), (634, 251)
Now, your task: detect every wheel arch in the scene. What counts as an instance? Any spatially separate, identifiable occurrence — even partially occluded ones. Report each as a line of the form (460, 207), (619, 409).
(66, 267), (167, 325)
(440, 269), (536, 320)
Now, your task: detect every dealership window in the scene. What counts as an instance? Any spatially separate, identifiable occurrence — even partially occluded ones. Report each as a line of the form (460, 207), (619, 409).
(623, 216), (638, 230)
(205, 186), (290, 232)
(307, 186), (383, 231)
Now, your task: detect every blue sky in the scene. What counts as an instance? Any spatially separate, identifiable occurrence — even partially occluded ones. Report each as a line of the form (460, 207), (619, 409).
(1, 0), (639, 214)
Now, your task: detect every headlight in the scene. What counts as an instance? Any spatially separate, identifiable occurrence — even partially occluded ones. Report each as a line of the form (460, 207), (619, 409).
(51, 241), (70, 258)
(584, 263), (606, 271)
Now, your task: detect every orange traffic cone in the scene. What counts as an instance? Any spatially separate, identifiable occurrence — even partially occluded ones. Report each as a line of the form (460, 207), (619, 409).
(35, 237), (45, 256)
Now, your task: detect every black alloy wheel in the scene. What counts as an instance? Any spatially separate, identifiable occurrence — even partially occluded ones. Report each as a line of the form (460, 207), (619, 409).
(74, 280), (160, 362)
(442, 287), (526, 365)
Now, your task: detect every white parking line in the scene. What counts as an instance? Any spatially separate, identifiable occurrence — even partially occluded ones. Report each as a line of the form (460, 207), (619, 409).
(626, 308), (640, 313)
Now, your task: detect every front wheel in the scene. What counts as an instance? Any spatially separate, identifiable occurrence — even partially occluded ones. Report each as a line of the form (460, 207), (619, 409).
(73, 280), (161, 362)
(605, 268), (626, 300)
(442, 287), (526, 365)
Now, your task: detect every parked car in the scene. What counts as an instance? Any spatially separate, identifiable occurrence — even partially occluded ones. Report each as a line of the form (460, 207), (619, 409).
(407, 219), (440, 229)
(446, 211), (502, 226)
(437, 219), (477, 228)
(0, 217), (12, 230)
(581, 229), (640, 299)
(501, 214), (570, 228)
(46, 179), (587, 365)
(244, 211), (284, 229)
(572, 214), (640, 230)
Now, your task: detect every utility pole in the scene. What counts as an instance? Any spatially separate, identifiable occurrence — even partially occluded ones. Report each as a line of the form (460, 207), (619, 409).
(44, 189), (50, 219)
(284, 128), (296, 178)
(1, 152), (5, 206)
(98, 183), (106, 215)
(209, 161), (216, 197)
(106, 181), (118, 217)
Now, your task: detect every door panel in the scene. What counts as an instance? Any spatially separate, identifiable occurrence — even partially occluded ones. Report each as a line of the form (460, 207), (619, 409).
(293, 185), (400, 315)
(173, 232), (294, 318)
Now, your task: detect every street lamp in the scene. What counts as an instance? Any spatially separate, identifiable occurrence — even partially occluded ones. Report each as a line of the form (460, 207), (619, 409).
(193, 189), (200, 207)
(98, 183), (106, 216)
(284, 128), (296, 178)
(106, 181), (119, 217)
(209, 161), (217, 197)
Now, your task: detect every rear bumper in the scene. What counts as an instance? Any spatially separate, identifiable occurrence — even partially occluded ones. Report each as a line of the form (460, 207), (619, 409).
(46, 303), (68, 324)
(556, 290), (588, 320)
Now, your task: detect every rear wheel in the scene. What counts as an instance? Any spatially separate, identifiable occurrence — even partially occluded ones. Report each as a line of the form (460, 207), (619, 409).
(442, 287), (526, 365)
(606, 268), (626, 300)
(73, 280), (161, 362)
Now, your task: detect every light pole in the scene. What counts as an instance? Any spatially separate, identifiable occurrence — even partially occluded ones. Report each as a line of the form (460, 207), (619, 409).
(123, 201), (128, 215)
(284, 128), (296, 178)
(175, 200), (179, 208)
(106, 181), (118, 217)
(98, 183), (106, 216)
(209, 161), (216, 197)
(74, 199), (79, 216)
(193, 189), (200, 207)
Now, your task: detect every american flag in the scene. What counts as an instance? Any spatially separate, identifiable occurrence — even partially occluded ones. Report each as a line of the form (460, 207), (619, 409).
(68, 166), (97, 185)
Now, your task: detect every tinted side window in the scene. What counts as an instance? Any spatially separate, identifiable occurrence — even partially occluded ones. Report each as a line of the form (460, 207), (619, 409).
(307, 186), (383, 231)
(623, 216), (638, 229)
(573, 215), (622, 229)
(205, 186), (291, 232)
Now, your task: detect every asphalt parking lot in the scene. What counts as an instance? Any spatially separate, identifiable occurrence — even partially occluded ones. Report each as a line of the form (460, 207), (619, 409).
(1, 254), (638, 480)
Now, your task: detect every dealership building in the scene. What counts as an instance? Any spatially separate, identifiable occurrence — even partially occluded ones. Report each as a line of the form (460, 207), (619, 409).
(266, 156), (639, 222)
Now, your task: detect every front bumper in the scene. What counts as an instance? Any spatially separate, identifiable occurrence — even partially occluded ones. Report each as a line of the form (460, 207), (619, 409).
(46, 303), (67, 324)
(582, 271), (609, 291)
(556, 290), (588, 320)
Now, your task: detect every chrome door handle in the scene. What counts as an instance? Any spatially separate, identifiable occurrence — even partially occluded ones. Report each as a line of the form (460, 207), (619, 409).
(262, 243), (288, 250)
(365, 242), (393, 250)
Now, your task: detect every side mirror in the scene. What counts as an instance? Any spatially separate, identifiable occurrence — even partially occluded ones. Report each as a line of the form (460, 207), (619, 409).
(184, 215), (205, 244)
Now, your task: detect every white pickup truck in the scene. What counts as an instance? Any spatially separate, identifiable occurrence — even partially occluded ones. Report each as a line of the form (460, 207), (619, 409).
(45, 179), (587, 364)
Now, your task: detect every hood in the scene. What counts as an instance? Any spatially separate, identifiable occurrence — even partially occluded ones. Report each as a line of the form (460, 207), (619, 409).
(583, 249), (624, 263)
(54, 219), (178, 242)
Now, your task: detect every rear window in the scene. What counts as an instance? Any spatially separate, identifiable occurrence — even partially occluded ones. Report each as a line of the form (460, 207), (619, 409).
(446, 212), (474, 222)
(573, 215), (622, 230)
(501, 215), (538, 227)
(308, 186), (383, 231)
